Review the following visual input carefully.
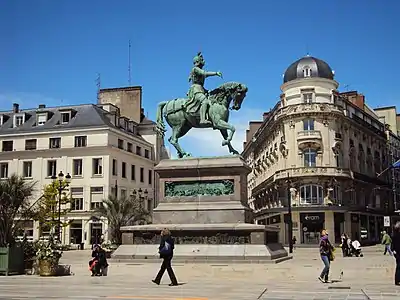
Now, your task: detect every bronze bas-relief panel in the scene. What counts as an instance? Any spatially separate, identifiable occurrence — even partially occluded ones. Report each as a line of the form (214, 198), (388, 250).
(164, 179), (234, 197)
(133, 231), (251, 245)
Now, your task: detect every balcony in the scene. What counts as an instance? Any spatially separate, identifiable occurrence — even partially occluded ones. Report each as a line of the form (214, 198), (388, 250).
(297, 130), (322, 150)
(274, 167), (352, 181)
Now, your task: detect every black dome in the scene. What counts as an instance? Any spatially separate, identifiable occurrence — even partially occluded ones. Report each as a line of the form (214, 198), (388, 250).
(283, 56), (334, 83)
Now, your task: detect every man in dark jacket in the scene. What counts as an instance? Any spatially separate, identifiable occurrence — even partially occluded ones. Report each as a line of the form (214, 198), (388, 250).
(391, 221), (400, 286)
(152, 228), (178, 286)
(89, 245), (109, 276)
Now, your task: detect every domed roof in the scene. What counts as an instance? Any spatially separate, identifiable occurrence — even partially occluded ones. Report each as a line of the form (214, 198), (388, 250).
(283, 56), (334, 83)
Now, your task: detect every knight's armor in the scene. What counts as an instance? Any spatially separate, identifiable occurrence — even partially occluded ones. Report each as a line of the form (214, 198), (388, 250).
(185, 52), (212, 125)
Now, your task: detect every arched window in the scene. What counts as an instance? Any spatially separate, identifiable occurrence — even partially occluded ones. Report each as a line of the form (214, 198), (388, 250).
(331, 185), (342, 205)
(300, 184), (324, 205)
(303, 67), (312, 77)
(303, 148), (317, 167)
(303, 119), (315, 131)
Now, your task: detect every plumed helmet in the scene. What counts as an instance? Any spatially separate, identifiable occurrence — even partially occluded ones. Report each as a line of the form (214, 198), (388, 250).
(193, 52), (204, 65)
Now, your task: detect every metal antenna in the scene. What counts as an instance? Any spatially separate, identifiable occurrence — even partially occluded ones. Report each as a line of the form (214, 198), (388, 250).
(343, 84), (350, 91)
(305, 44), (310, 56)
(128, 40), (132, 85)
(96, 73), (101, 102)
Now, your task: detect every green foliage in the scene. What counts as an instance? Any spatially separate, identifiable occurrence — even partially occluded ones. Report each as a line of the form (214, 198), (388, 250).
(0, 174), (36, 247)
(31, 180), (72, 235)
(35, 236), (62, 264)
(93, 195), (150, 245)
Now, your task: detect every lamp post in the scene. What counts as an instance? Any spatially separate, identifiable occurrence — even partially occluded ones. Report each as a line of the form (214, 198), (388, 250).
(287, 172), (293, 254)
(130, 188), (149, 225)
(51, 171), (71, 242)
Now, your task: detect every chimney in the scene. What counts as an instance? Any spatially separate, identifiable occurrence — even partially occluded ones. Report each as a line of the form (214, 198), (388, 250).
(12, 103), (19, 113)
(38, 104), (46, 109)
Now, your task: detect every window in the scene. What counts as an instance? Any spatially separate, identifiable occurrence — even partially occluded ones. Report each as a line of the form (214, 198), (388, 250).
(335, 152), (343, 168)
(136, 146), (141, 156)
(112, 159), (117, 176)
(303, 119), (314, 131)
(131, 165), (136, 180)
(118, 139), (124, 150)
(14, 115), (24, 127)
(2, 141), (13, 152)
(303, 148), (317, 167)
(73, 159), (83, 176)
(145, 149), (150, 159)
(49, 137), (61, 149)
(74, 136), (87, 147)
(331, 186), (342, 205)
(0, 163), (8, 178)
(127, 143), (133, 153)
(110, 187), (117, 197)
(148, 170), (152, 185)
(122, 162), (126, 178)
(23, 161), (32, 178)
(303, 93), (313, 104)
(140, 167), (144, 183)
(71, 198), (83, 211)
(90, 186), (103, 210)
(25, 139), (37, 150)
(47, 160), (57, 177)
(92, 158), (103, 175)
(61, 112), (70, 124)
(300, 184), (323, 205)
(37, 114), (47, 126)
(303, 67), (312, 77)
(121, 189), (127, 199)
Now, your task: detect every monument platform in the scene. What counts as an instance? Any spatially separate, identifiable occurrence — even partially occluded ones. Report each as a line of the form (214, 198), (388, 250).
(113, 156), (289, 263)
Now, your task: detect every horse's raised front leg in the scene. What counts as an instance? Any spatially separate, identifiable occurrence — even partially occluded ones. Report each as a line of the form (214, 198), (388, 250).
(219, 129), (240, 155)
(213, 119), (236, 146)
(168, 124), (192, 158)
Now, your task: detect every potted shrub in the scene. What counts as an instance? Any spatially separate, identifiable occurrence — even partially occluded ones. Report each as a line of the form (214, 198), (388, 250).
(36, 237), (62, 276)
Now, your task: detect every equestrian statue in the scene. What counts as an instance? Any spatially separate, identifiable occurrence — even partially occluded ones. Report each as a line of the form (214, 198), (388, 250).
(156, 52), (248, 158)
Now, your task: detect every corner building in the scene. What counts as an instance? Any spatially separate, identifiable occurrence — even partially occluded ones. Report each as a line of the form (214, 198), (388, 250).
(243, 56), (400, 245)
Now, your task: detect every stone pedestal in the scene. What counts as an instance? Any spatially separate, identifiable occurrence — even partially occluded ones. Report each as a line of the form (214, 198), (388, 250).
(113, 156), (289, 263)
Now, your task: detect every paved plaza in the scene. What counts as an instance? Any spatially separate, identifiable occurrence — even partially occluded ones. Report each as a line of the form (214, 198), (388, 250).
(0, 246), (399, 300)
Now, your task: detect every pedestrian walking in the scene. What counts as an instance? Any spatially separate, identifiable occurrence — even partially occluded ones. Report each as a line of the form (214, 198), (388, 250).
(382, 231), (393, 256)
(391, 221), (400, 286)
(152, 228), (178, 286)
(318, 229), (334, 283)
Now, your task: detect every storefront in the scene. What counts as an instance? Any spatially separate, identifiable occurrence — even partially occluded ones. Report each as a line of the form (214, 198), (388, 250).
(300, 212), (325, 244)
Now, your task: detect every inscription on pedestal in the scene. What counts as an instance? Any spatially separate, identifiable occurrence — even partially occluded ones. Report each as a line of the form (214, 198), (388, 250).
(133, 230), (250, 245)
(164, 180), (234, 197)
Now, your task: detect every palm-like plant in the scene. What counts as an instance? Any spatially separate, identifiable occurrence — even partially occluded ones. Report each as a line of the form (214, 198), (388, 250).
(93, 195), (150, 245)
(0, 174), (36, 247)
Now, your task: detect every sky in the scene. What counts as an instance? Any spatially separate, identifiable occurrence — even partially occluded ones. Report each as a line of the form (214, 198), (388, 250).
(1, 0), (400, 157)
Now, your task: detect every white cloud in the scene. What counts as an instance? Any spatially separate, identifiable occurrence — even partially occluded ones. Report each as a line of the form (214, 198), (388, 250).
(163, 107), (265, 157)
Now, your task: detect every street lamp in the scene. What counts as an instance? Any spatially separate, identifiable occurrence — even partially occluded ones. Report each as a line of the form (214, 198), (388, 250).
(51, 171), (71, 242)
(130, 188), (149, 225)
(286, 172), (294, 254)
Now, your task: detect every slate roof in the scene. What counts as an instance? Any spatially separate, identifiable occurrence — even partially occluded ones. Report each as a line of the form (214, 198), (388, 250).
(283, 56), (334, 83)
(0, 104), (150, 141)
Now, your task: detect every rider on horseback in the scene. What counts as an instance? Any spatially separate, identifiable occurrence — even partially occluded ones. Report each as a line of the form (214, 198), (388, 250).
(185, 52), (223, 126)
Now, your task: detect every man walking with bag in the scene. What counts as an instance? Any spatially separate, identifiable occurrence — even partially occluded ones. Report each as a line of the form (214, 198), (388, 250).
(152, 228), (178, 286)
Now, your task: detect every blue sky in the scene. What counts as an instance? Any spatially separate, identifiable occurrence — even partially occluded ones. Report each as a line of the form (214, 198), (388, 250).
(1, 0), (400, 157)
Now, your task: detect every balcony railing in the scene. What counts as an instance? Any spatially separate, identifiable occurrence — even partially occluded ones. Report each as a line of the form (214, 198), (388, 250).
(274, 167), (352, 180)
(297, 130), (322, 139)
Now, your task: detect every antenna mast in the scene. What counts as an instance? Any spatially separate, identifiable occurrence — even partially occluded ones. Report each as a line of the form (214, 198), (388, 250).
(96, 73), (101, 102)
(128, 40), (132, 85)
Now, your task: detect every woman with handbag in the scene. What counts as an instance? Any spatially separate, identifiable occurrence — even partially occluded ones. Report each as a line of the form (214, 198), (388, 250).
(152, 228), (178, 286)
(318, 229), (334, 283)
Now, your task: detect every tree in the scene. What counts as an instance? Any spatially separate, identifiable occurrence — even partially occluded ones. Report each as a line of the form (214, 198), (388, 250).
(93, 195), (150, 245)
(32, 180), (72, 239)
(0, 174), (36, 247)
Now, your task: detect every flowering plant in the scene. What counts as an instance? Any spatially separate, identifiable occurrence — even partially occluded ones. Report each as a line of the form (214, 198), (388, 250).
(35, 236), (62, 264)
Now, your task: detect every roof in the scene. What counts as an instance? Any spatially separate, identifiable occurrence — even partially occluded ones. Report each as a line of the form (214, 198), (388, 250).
(283, 56), (334, 83)
(0, 103), (148, 141)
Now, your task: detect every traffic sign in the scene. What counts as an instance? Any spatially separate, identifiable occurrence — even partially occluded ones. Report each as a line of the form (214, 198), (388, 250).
(384, 216), (390, 227)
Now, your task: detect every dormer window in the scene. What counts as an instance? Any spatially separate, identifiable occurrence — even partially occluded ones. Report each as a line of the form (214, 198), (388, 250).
(14, 114), (25, 127)
(37, 114), (47, 126)
(61, 111), (71, 124)
(303, 67), (312, 77)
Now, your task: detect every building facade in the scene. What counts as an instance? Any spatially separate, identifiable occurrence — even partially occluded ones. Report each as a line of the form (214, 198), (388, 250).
(243, 56), (400, 245)
(0, 86), (167, 247)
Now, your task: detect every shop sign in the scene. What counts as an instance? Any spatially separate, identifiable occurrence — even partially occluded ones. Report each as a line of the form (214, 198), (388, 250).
(384, 216), (390, 227)
(300, 212), (325, 223)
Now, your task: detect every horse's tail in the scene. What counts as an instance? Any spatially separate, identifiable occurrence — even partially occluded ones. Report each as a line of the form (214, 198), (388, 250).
(156, 101), (168, 137)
